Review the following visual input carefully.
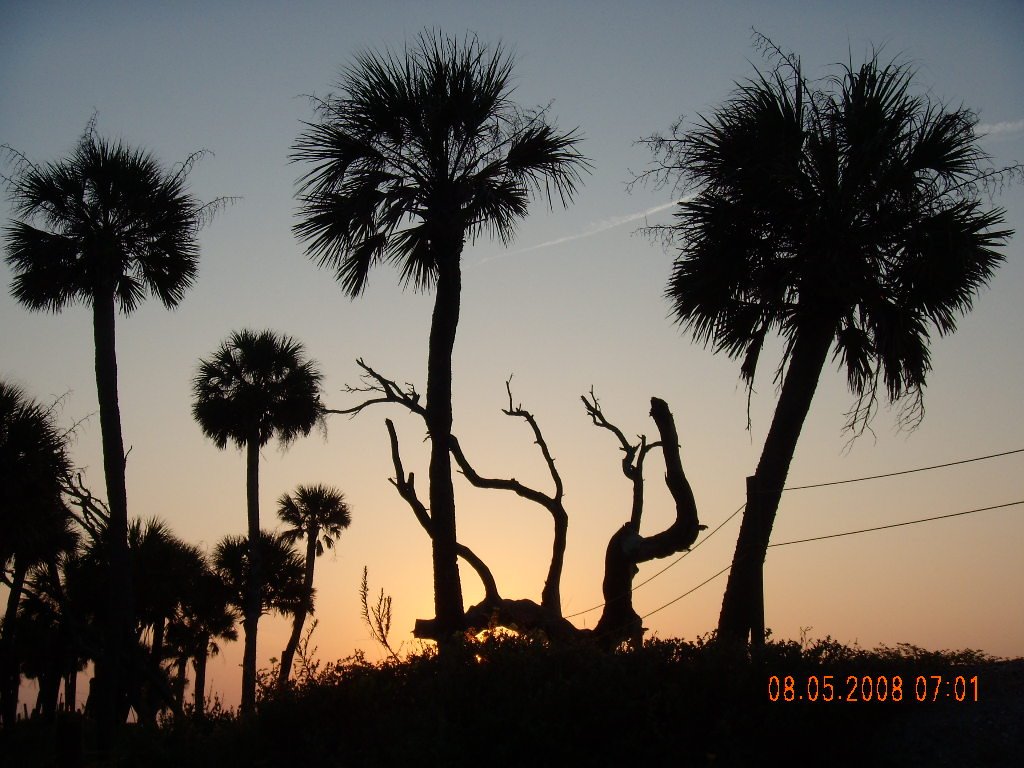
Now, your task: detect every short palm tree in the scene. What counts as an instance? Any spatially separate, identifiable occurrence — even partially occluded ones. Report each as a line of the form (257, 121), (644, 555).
(192, 329), (324, 711)
(128, 517), (206, 722)
(0, 379), (73, 725)
(2, 121), (225, 732)
(653, 48), (1013, 644)
(292, 31), (589, 638)
(275, 484), (351, 686)
(165, 561), (238, 717)
(213, 531), (308, 702)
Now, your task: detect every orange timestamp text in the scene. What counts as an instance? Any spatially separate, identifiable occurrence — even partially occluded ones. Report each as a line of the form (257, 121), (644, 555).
(767, 674), (979, 703)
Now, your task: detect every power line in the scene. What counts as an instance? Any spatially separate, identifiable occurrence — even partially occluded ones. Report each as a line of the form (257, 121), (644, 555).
(641, 564), (732, 620)
(767, 500), (1023, 547)
(783, 448), (1024, 492)
(562, 447), (1023, 621)
(641, 499), (1022, 621)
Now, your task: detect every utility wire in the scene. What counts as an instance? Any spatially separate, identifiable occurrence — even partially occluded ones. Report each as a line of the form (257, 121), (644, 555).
(641, 564), (732, 620)
(767, 500), (1023, 547)
(782, 448), (1024, 492)
(563, 447), (1023, 621)
(642, 499), (1022, 620)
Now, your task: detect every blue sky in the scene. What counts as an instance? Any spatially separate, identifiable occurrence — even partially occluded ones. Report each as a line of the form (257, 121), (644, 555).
(3, 0), (1022, 708)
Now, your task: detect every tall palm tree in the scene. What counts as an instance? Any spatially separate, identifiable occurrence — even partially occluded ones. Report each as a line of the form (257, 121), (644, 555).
(275, 484), (351, 686)
(2, 121), (224, 735)
(654, 49), (1013, 644)
(292, 31), (589, 639)
(192, 329), (324, 711)
(0, 380), (73, 725)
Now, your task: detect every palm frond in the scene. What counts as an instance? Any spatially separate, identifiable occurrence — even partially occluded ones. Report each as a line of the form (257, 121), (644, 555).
(293, 30), (589, 297)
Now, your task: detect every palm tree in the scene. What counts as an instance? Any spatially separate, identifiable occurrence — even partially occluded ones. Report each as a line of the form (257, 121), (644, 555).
(165, 562), (238, 717)
(653, 48), (1013, 645)
(275, 484), (351, 686)
(192, 329), (324, 711)
(292, 31), (589, 639)
(2, 121), (224, 734)
(213, 531), (308, 702)
(127, 518), (206, 723)
(0, 380), (73, 725)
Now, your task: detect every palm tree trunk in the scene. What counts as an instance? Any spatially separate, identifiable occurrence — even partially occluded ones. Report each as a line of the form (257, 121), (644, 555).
(278, 527), (318, 686)
(0, 560), (27, 725)
(91, 288), (133, 745)
(718, 321), (835, 645)
(425, 241), (466, 640)
(241, 432), (261, 713)
(193, 644), (209, 717)
(64, 670), (78, 713)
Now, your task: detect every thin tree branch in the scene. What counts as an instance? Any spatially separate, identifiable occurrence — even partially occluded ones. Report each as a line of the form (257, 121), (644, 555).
(327, 358), (426, 418)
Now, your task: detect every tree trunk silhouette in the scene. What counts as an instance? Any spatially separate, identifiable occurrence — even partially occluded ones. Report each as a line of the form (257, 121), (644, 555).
(193, 644), (209, 716)
(425, 239), (466, 641)
(278, 525), (318, 686)
(718, 321), (834, 645)
(241, 431), (261, 713)
(92, 287), (133, 749)
(0, 559), (26, 725)
(593, 397), (702, 649)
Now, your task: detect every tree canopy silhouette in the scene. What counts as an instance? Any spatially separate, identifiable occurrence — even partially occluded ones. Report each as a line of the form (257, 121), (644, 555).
(192, 329), (324, 712)
(293, 30), (589, 640)
(0, 380), (73, 725)
(275, 484), (351, 687)
(640, 41), (1015, 645)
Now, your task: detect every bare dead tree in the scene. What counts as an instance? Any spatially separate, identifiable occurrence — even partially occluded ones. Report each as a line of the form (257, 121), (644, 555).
(334, 359), (705, 649)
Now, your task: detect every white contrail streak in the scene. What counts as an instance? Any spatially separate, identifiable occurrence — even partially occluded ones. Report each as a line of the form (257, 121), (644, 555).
(478, 198), (687, 265)
(977, 118), (1024, 137)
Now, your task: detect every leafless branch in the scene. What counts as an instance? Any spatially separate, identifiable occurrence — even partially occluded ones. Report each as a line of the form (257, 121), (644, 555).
(384, 419), (501, 605)
(384, 418), (431, 536)
(328, 358), (426, 418)
(581, 389), (660, 527)
(449, 376), (567, 612)
(61, 472), (110, 541)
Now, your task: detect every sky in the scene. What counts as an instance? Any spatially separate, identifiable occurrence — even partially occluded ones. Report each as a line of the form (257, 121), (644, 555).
(2, 0), (1022, 711)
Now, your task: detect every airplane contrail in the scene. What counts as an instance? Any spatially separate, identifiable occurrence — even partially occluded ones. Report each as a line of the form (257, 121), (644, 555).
(476, 198), (688, 265)
(977, 118), (1024, 137)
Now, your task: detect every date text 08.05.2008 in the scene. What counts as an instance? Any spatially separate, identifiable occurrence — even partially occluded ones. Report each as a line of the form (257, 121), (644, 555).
(767, 674), (978, 703)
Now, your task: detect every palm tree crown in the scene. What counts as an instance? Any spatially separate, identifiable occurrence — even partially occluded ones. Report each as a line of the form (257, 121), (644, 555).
(664, 52), (1011, 429)
(0, 380), (71, 560)
(213, 531), (310, 619)
(192, 329), (325, 449)
(3, 123), (205, 314)
(277, 484), (352, 556)
(292, 29), (589, 295)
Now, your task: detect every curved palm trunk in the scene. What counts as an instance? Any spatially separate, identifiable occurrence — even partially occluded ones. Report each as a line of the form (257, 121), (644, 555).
(718, 322), (835, 645)
(241, 433), (261, 713)
(91, 289), (133, 746)
(278, 525), (318, 686)
(425, 241), (466, 641)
